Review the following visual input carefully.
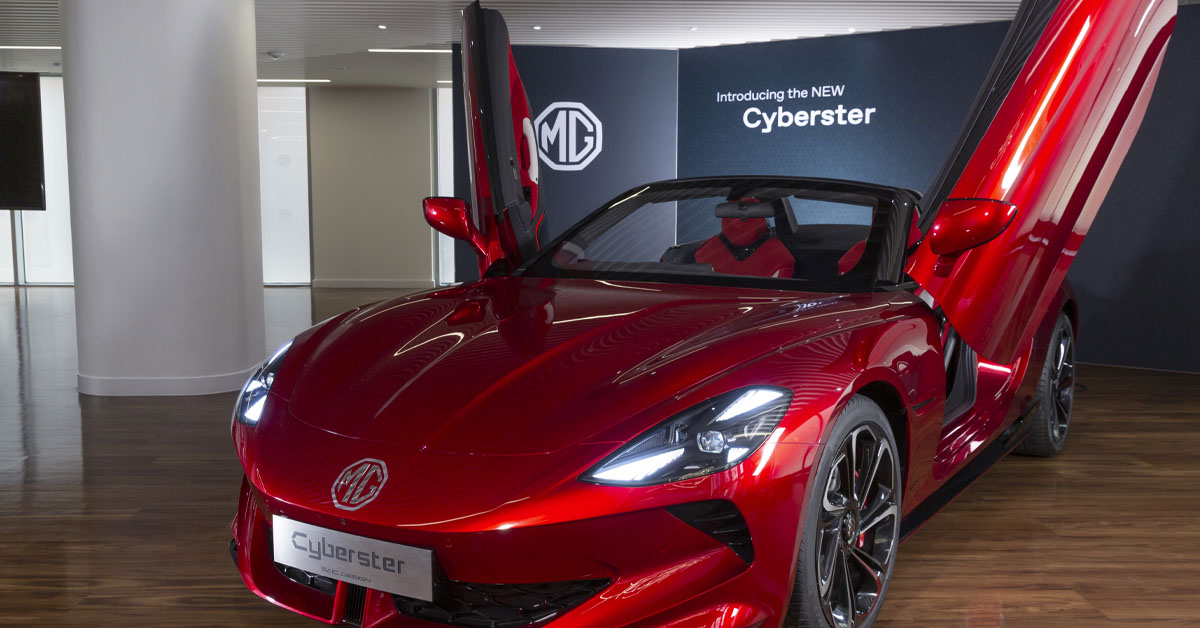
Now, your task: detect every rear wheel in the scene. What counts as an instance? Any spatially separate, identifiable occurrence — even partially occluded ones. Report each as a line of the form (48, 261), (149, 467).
(787, 396), (900, 628)
(1014, 312), (1075, 457)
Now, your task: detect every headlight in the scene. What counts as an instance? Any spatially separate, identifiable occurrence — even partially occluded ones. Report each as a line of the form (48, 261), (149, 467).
(581, 387), (792, 486)
(234, 340), (293, 426)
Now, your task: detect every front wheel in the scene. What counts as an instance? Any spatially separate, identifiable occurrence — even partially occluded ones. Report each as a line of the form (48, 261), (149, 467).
(786, 396), (901, 628)
(1014, 312), (1075, 457)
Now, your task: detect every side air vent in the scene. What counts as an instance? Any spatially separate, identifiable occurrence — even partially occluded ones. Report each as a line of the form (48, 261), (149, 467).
(666, 499), (754, 564)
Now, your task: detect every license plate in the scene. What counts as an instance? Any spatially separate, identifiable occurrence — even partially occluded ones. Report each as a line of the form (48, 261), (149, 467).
(272, 515), (433, 601)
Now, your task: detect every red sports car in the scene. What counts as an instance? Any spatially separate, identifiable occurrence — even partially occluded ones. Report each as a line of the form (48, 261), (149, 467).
(229, 1), (1176, 627)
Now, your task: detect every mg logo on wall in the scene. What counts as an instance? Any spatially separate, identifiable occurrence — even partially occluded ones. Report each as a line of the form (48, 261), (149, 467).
(331, 458), (388, 511)
(535, 102), (603, 171)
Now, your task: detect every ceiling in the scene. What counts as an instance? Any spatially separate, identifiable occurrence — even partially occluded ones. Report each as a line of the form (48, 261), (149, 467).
(1, 0), (1192, 88)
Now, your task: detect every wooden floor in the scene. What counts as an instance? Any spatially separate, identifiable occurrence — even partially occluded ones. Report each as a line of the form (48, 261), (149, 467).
(1, 287), (1197, 627)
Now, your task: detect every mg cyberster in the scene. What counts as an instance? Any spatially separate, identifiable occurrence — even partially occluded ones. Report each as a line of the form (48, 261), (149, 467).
(229, 1), (1176, 626)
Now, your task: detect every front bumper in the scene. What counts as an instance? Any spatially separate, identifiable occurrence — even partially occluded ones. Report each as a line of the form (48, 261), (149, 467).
(231, 460), (813, 628)
(231, 398), (819, 628)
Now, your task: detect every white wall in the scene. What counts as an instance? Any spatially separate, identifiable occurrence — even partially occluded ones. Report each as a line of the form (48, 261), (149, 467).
(258, 86), (312, 284)
(307, 87), (435, 289)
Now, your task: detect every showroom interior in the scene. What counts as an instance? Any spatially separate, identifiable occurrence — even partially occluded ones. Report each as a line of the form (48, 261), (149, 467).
(1, 0), (1198, 627)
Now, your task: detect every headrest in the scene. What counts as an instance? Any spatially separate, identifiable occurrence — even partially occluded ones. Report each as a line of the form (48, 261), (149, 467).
(715, 199), (776, 219)
(721, 217), (769, 246)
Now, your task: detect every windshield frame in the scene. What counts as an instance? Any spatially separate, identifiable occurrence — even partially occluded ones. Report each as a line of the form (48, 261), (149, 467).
(518, 176), (921, 293)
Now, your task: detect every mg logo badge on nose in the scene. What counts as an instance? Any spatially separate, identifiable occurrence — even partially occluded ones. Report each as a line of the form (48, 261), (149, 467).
(535, 102), (603, 171)
(331, 459), (388, 511)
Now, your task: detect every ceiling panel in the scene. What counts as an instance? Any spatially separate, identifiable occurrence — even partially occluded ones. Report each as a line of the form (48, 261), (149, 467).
(4, 0), (1189, 88)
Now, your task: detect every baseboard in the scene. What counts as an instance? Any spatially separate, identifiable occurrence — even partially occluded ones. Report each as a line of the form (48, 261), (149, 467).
(78, 365), (258, 397)
(310, 279), (435, 289)
(1077, 361), (1200, 376)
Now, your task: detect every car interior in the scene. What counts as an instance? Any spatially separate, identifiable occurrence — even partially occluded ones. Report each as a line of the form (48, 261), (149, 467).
(540, 179), (922, 295)
(658, 194), (912, 282)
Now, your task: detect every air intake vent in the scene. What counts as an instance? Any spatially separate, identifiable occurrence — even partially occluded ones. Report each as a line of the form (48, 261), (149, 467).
(394, 578), (610, 628)
(274, 561), (338, 596)
(667, 499), (754, 563)
(343, 584), (368, 626)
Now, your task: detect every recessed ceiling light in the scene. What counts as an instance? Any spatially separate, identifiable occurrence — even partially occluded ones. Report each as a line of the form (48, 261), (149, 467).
(848, 27), (857, 33)
(257, 79), (332, 83)
(690, 27), (700, 32)
(377, 24), (387, 30)
(533, 25), (542, 31)
(437, 80), (452, 84)
(0, 45), (61, 50)
(367, 48), (453, 53)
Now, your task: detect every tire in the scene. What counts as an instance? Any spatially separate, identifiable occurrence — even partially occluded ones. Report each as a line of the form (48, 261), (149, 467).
(786, 396), (901, 628)
(1014, 312), (1075, 457)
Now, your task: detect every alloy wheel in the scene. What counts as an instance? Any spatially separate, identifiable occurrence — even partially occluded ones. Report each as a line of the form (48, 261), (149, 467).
(1051, 327), (1075, 443)
(817, 425), (899, 628)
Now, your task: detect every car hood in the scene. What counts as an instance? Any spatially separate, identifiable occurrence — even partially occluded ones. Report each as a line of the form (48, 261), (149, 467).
(286, 277), (877, 455)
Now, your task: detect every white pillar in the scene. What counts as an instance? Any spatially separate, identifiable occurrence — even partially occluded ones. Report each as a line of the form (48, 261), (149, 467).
(62, 0), (265, 396)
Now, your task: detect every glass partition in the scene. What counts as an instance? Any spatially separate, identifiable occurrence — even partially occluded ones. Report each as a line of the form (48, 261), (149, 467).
(20, 76), (73, 284)
(0, 215), (13, 284)
(258, 86), (312, 285)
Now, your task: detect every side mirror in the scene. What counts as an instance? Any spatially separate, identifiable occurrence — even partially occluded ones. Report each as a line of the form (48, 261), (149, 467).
(423, 197), (474, 243)
(929, 199), (1018, 257)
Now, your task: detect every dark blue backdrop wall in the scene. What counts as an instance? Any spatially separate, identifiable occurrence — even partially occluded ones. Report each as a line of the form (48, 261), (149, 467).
(451, 8), (1198, 371)
(1068, 6), (1200, 373)
(677, 10), (1200, 373)
(677, 22), (1008, 191)
(452, 46), (678, 281)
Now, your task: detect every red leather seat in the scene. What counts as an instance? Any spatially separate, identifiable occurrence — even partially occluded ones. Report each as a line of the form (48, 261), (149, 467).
(695, 218), (795, 279)
(837, 207), (924, 275)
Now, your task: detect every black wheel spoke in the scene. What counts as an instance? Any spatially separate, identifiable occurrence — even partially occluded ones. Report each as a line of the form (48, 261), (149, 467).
(858, 439), (888, 509)
(851, 545), (886, 579)
(1055, 396), (1070, 419)
(840, 547), (856, 628)
(823, 455), (850, 516)
(855, 436), (880, 506)
(859, 501), (897, 535)
(845, 431), (860, 504)
(818, 526), (839, 600)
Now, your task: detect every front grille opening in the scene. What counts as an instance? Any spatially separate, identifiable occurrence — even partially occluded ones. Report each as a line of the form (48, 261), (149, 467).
(274, 561), (338, 596)
(394, 578), (611, 628)
(667, 499), (755, 563)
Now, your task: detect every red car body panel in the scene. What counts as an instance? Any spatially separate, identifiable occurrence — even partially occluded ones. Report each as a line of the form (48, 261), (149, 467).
(231, 0), (1174, 625)
(907, 0), (1175, 364)
(234, 278), (946, 627)
(231, 278), (1060, 627)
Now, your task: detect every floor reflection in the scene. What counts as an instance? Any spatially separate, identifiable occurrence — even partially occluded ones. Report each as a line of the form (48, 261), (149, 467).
(0, 286), (410, 625)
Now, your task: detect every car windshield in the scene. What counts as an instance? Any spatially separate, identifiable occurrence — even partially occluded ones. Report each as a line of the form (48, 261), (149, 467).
(524, 177), (908, 293)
